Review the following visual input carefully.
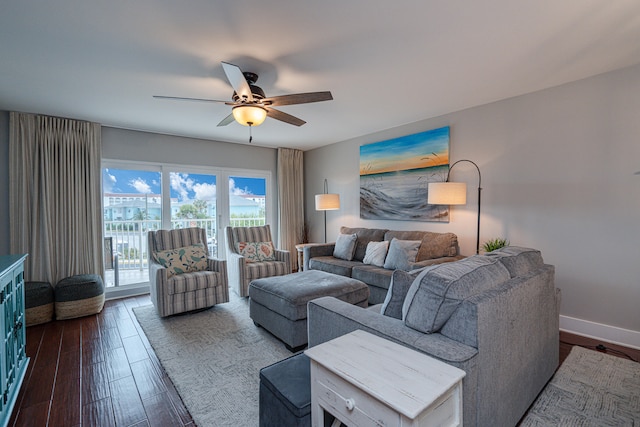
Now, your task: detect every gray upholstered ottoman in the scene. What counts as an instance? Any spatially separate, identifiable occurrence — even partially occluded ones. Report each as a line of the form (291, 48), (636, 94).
(249, 270), (369, 351)
(25, 281), (54, 326)
(55, 274), (105, 320)
(259, 352), (311, 427)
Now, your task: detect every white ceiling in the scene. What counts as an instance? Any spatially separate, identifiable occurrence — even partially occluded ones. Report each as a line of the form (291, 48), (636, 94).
(1, 1), (640, 151)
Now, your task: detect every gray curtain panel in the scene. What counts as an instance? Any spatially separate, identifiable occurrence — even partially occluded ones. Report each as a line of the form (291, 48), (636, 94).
(9, 112), (103, 286)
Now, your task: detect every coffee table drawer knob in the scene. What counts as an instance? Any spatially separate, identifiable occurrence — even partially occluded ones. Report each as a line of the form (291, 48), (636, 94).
(345, 398), (355, 411)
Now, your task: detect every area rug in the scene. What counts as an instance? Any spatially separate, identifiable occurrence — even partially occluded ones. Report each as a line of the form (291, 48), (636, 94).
(521, 346), (640, 426)
(133, 295), (291, 427)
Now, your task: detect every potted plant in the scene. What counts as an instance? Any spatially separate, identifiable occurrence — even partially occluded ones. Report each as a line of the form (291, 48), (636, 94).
(482, 238), (509, 253)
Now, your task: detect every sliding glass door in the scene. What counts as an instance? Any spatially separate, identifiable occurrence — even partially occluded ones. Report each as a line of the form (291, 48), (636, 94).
(102, 162), (272, 291)
(102, 166), (162, 288)
(169, 171), (218, 256)
(229, 175), (267, 227)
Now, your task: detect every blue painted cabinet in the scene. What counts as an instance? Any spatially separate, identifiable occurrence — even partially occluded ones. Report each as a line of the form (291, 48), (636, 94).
(0, 255), (29, 427)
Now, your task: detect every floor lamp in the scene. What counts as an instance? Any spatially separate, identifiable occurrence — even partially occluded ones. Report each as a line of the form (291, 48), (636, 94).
(427, 160), (482, 254)
(315, 179), (340, 243)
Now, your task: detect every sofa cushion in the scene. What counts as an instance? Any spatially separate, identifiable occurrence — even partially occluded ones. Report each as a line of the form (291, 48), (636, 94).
(402, 255), (511, 333)
(417, 232), (459, 260)
(341, 227), (387, 262)
(484, 246), (544, 277)
(380, 266), (435, 319)
(309, 256), (359, 277)
(362, 240), (389, 267)
(383, 238), (421, 271)
(237, 241), (276, 263)
(153, 243), (209, 278)
(333, 233), (358, 260)
(351, 264), (393, 290)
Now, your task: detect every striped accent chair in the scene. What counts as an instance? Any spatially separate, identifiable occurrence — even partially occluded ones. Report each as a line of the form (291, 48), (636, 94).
(148, 227), (229, 317)
(225, 225), (291, 297)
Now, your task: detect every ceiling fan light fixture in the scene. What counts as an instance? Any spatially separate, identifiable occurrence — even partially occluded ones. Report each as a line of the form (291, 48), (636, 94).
(232, 105), (267, 126)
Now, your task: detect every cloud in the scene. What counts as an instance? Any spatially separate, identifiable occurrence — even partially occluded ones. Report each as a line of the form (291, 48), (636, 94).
(103, 169), (117, 192)
(170, 173), (194, 201)
(129, 178), (152, 194)
(229, 178), (253, 196)
(193, 182), (216, 201)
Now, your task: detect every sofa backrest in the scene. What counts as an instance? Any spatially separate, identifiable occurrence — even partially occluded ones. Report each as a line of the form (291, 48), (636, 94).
(439, 247), (548, 348)
(385, 230), (459, 261)
(339, 226), (459, 263)
(340, 227), (387, 262)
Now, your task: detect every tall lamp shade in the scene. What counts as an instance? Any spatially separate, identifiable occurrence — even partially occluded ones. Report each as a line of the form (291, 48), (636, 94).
(427, 159), (482, 254)
(427, 182), (467, 205)
(315, 180), (340, 243)
(315, 194), (340, 211)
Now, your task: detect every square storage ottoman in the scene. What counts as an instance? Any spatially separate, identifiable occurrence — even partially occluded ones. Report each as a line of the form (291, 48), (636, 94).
(249, 270), (369, 351)
(259, 353), (311, 427)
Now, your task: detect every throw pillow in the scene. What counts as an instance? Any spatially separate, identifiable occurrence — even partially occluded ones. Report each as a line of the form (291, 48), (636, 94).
(362, 240), (389, 267)
(402, 255), (511, 333)
(153, 243), (209, 278)
(237, 241), (276, 262)
(383, 238), (421, 271)
(380, 266), (436, 319)
(333, 233), (357, 261)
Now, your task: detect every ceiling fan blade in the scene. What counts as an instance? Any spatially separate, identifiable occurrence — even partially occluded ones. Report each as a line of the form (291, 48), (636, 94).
(217, 113), (235, 127)
(262, 91), (333, 107)
(153, 95), (228, 103)
(221, 62), (253, 102)
(265, 107), (306, 126)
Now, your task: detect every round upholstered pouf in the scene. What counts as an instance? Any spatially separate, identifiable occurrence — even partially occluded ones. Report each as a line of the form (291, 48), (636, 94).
(25, 281), (55, 326)
(55, 274), (105, 320)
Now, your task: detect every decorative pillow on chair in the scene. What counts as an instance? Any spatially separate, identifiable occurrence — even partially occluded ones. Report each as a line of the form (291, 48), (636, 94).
(333, 233), (358, 261)
(153, 243), (209, 278)
(383, 238), (421, 271)
(237, 241), (276, 262)
(362, 240), (389, 267)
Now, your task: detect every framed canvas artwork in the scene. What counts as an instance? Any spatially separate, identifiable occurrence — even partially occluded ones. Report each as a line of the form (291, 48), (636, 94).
(360, 126), (450, 221)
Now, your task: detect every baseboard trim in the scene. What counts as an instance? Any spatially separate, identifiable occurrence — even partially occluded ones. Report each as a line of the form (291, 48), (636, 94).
(560, 315), (640, 350)
(105, 283), (150, 301)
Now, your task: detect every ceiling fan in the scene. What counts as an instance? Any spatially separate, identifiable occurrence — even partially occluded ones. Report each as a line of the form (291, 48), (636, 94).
(154, 62), (333, 129)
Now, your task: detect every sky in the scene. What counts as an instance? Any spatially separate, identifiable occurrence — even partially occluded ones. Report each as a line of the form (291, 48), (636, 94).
(359, 126), (450, 176)
(102, 169), (265, 200)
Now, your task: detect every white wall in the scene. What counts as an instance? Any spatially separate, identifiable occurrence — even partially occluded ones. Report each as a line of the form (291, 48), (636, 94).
(304, 63), (640, 347)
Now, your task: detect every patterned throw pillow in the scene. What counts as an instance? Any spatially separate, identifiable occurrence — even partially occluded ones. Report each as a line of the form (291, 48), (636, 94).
(237, 241), (276, 262)
(362, 240), (389, 267)
(153, 243), (208, 278)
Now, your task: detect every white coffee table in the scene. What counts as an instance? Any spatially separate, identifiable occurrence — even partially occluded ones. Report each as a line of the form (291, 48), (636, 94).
(305, 330), (466, 427)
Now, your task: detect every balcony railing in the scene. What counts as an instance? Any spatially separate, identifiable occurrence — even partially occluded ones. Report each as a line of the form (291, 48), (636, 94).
(103, 217), (265, 287)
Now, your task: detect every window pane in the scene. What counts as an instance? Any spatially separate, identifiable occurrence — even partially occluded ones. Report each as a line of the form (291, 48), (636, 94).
(103, 168), (162, 288)
(229, 176), (266, 227)
(169, 172), (218, 257)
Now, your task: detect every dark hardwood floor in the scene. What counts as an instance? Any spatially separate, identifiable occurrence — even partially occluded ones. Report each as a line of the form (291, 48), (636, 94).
(11, 294), (194, 427)
(10, 294), (640, 427)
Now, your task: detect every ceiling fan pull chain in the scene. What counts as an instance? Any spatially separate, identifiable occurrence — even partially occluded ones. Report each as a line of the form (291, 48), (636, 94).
(248, 122), (253, 143)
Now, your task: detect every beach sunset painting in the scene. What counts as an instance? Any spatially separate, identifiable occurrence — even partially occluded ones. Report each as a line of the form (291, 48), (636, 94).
(360, 126), (450, 221)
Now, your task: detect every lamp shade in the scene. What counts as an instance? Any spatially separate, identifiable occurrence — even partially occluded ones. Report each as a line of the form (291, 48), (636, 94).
(315, 193), (340, 210)
(232, 105), (267, 126)
(427, 182), (467, 205)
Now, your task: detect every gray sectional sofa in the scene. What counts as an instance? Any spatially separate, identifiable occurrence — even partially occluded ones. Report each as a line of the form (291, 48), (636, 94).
(303, 226), (464, 303)
(307, 246), (561, 427)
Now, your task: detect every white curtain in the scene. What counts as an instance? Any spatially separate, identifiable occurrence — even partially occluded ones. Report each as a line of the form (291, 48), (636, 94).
(9, 112), (103, 286)
(277, 148), (305, 271)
